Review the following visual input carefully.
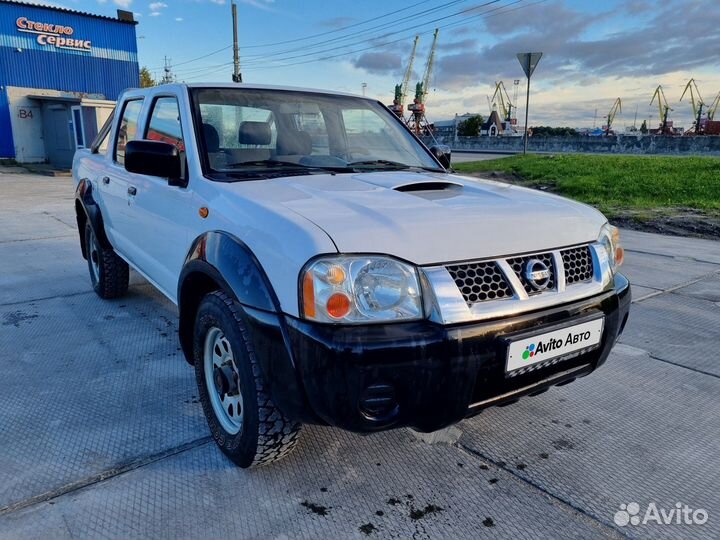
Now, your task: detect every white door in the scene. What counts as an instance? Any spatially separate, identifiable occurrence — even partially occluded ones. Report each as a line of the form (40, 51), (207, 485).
(99, 99), (144, 263)
(123, 96), (194, 300)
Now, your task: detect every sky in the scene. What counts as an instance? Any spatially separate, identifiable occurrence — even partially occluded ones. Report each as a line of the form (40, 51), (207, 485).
(23, 0), (720, 129)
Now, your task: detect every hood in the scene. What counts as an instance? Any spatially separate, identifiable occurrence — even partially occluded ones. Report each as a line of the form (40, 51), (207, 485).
(226, 171), (607, 265)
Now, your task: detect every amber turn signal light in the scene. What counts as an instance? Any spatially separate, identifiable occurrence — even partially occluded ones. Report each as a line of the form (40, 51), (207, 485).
(326, 292), (351, 319)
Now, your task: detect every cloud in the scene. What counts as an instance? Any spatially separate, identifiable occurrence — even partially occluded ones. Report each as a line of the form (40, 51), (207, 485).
(149, 1), (167, 11)
(175, 17), (183, 21)
(113, 0), (132, 7)
(96, 0), (108, 4)
(320, 16), (355, 29)
(238, 0), (276, 11)
(149, 11), (161, 16)
(439, 39), (478, 53)
(134, 11), (142, 17)
(353, 51), (402, 75)
(22, 0), (71, 6)
(434, 0), (720, 92)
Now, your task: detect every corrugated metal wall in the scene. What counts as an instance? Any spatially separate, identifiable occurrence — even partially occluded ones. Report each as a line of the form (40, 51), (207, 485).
(0, 1), (139, 158)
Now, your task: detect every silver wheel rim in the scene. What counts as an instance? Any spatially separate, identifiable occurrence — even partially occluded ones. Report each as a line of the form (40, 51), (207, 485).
(203, 327), (243, 435)
(88, 228), (100, 283)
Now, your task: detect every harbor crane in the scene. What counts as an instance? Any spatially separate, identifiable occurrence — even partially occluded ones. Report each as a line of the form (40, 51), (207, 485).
(650, 85), (673, 135)
(679, 78), (706, 134)
(407, 28), (439, 135)
(605, 98), (622, 135)
(389, 35), (420, 118)
(490, 81), (514, 123)
(708, 91), (720, 121)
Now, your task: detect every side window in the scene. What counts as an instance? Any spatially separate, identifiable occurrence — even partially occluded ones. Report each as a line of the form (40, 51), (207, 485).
(145, 97), (185, 153)
(114, 99), (143, 165)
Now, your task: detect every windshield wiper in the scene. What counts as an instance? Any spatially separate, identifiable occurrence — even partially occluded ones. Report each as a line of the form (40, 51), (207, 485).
(348, 159), (410, 169)
(348, 159), (444, 172)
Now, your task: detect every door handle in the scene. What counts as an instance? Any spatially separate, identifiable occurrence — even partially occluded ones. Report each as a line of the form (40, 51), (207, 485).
(127, 186), (137, 196)
(102, 176), (110, 185)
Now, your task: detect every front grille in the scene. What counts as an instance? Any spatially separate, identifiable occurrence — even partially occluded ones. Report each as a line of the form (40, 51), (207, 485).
(507, 252), (556, 295)
(561, 246), (594, 284)
(446, 262), (513, 305)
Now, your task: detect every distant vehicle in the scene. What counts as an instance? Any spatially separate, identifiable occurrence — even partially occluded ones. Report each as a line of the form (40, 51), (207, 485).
(73, 83), (631, 467)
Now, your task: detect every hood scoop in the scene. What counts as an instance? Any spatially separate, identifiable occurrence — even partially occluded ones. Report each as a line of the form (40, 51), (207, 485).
(393, 180), (463, 192)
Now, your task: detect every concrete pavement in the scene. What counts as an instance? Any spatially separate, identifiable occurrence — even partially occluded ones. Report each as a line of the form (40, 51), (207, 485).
(0, 173), (718, 539)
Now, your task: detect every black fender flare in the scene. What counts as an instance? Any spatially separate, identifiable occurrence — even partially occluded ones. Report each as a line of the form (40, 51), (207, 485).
(177, 231), (317, 424)
(75, 178), (112, 258)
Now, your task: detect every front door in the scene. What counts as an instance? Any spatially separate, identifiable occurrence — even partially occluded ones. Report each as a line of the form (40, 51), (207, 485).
(124, 95), (194, 300)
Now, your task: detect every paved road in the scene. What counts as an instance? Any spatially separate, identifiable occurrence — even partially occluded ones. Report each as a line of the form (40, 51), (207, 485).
(0, 173), (718, 539)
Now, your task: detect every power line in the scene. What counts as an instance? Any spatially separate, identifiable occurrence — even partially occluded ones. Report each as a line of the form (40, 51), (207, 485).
(172, 0), (476, 76)
(241, 0), (437, 49)
(150, 0), (438, 70)
(240, 0), (511, 68)
(181, 0), (533, 81)
(240, 0), (504, 67)
(239, 0), (470, 60)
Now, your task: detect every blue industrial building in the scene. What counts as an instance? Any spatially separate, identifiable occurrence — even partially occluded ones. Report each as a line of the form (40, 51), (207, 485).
(0, 1), (139, 167)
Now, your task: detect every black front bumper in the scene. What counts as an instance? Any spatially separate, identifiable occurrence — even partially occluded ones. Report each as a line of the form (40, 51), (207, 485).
(283, 274), (631, 433)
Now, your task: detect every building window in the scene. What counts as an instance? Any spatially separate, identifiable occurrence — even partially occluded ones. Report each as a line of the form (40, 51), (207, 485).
(114, 99), (143, 165)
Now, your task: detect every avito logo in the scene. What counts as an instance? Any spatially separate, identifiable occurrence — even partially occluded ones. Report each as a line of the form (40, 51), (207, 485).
(522, 330), (594, 361)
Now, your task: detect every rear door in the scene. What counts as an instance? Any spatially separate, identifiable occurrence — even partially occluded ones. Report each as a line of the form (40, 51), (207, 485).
(98, 98), (144, 263)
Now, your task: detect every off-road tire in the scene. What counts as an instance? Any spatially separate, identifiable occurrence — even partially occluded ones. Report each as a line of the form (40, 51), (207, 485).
(193, 290), (301, 468)
(85, 222), (129, 299)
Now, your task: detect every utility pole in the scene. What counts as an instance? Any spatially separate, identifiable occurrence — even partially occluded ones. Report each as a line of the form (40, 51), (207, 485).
(161, 56), (175, 84)
(231, 2), (242, 83)
(516, 52), (543, 154)
(361, 82), (367, 96)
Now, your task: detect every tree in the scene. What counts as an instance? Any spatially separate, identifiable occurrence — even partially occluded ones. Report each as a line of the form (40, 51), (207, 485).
(139, 67), (156, 88)
(640, 119), (648, 134)
(529, 126), (579, 137)
(457, 115), (484, 137)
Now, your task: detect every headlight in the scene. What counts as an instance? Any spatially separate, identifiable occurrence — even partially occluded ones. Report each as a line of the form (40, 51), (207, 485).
(598, 223), (624, 274)
(301, 256), (423, 323)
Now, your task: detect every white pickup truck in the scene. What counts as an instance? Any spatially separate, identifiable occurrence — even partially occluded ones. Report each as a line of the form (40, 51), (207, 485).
(73, 83), (630, 468)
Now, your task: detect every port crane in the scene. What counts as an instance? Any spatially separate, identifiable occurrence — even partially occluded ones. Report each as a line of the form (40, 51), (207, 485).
(389, 35), (420, 118)
(679, 78), (706, 134)
(604, 98), (622, 135)
(650, 85), (673, 135)
(407, 28), (439, 135)
(490, 81), (514, 123)
(708, 91), (720, 121)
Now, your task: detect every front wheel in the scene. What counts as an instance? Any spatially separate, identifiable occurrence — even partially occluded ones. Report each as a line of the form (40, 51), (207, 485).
(193, 290), (301, 468)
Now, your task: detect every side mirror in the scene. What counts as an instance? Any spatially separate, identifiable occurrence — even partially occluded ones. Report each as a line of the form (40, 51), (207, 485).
(429, 144), (452, 169)
(125, 140), (182, 183)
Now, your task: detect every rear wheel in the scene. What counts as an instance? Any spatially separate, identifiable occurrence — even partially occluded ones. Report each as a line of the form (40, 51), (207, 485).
(85, 222), (129, 299)
(193, 290), (301, 468)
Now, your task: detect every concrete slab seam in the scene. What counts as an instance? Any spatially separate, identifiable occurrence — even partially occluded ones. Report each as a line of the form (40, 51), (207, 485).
(0, 436), (213, 517)
(455, 442), (631, 539)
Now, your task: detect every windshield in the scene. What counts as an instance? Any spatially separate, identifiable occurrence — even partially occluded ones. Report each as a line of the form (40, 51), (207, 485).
(191, 88), (442, 178)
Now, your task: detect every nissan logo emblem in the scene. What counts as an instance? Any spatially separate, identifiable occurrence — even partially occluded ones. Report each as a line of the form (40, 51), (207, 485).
(524, 259), (551, 290)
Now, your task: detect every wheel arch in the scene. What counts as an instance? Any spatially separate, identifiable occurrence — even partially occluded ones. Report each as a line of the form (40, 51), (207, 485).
(75, 178), (112, 259)
(177, 231), (316, 424)
(177, 231), (281, 363)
